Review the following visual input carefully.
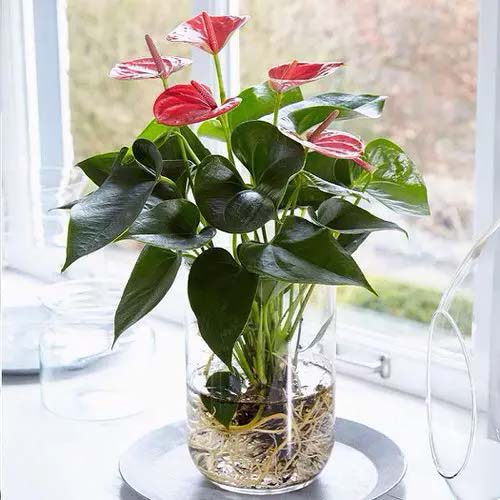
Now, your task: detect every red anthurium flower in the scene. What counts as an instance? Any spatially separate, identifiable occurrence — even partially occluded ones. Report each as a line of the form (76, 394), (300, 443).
(153, 80), (241, 126)
(281, 111), (373, 171)
(109, 56), (191, 80)
(166, 11), (249, 54)
(109, 35), (191, 80)
(268, 60), (344, 93)
(305, 131), (373, 171)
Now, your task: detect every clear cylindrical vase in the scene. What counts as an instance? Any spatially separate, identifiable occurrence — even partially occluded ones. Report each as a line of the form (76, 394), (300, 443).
(186, 284), (336, 495)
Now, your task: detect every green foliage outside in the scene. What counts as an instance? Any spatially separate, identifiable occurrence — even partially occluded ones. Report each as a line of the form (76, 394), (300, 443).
(337, 277), (473, 335)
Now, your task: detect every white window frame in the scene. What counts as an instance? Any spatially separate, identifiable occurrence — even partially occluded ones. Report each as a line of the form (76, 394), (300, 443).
(2, 0), (499, 418)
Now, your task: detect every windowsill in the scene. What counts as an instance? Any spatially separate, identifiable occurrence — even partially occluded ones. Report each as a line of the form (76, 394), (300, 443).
(2, 266), (454, 499)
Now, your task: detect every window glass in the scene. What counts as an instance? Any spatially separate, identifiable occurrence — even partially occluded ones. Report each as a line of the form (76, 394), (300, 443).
(239, 0), (477, 351)
(67, 0), (192, 162)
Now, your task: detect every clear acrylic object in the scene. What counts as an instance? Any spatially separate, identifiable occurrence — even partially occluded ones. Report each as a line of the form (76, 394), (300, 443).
(427, 219), (500, 498)
(40, 280), (156, 420)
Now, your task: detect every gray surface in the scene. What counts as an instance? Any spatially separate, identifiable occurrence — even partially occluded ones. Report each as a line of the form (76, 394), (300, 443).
(120, 418), (407, 500)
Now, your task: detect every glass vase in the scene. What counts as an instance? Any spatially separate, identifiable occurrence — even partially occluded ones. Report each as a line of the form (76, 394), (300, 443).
(427, 219), (500, 499)
(185, 284), (336, 495)
(40, 279), (156, 420)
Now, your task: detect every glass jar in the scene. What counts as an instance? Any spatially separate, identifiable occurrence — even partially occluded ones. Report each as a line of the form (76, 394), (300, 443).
(40, 280), (155, 420)
(186, 284), (336, 495)
(427, 219), (500, 498)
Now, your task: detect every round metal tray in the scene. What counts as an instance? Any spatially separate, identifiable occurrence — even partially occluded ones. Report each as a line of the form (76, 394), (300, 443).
(120, 418), (407, 499)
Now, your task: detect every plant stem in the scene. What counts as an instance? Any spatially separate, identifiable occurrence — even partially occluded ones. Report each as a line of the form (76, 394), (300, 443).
(289, 285), (315, 341)
(211, 53), (236, 165)
(176, 132), (194, 195)
(256, 300), (267, 385)
(219, 115), (235, 165)
(175, 131), (200, 165)
(212, 53), (226, 103)
(159, 175), (177, 189)
(235, 342), (256, 384)
(232, 233), (239, 262)
(272, 92), (282, 126)
(261, 224), (268, 243)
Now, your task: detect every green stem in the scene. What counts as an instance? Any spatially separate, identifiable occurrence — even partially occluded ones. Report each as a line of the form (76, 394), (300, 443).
(235, 342), (256, 384)
(232, 233), (239, 262)
(159, 175), (177, 189)
(272, 92), (282, 126)
(260, 224), (268, 243)
(353, 173), (372, 206)
(175, 132), (200, 165)
(212, 53), (226, 103)
(176, 133), (194, 195)
(211, 53), (236, 166)
(256, 300), (267, 385)
(219, 116), (235, 165)
(288, 285), (315, 341)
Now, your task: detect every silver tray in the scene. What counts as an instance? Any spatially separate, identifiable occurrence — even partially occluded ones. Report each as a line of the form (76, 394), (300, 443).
(120, 418), (407, 499)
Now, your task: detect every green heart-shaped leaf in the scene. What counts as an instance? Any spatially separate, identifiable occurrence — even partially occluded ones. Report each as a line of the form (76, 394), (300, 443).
(232, 121), (305, 202)
(125, 199), (216, 250)
(361, 138), (430, 216)
(229, 83), (303, 130)
(135, 118), (171, 143)
(337, 233), (371, 254)
(198, 83), (303, 141)
(194, 155), (275, 233)
(315, 198), (407, 235)
(188, 248), (258, 368)
(114, 245), (181, 340)
(132, 138), (164, 177)
(238, 216), (374, 291)
(196, 120), (225, 141)
(63, 141), (163, 270)
(77, 152), (117, 186)
(279, 92), (387, 134)
(304, 153), (355, 187)
(201, 371), (242, 428)
(281, 170), (367, 209)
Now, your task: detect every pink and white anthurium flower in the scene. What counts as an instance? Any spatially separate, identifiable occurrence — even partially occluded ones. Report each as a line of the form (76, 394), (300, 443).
(166, 11), (249, 55)
(109, 35), (191, 81)
(153, 80), (241, 126)
(268, 60), (344, 93)
(281, 111), (373, 171)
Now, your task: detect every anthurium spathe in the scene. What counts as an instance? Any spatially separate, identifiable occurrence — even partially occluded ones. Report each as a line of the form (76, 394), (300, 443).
(109, 56), (191, 80)
(268, 60), (344, 93)
(153, 80), (241, 126)
(109, 35), (191, 82)
(281, 110), (373, 171)
(166, 11), (249, 55)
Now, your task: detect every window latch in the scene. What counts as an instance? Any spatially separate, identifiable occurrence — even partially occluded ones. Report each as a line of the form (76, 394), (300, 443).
(336, 353), (392, 379)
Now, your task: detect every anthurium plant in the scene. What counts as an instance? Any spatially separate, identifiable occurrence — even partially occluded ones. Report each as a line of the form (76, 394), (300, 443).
(61, 12), (429, 425)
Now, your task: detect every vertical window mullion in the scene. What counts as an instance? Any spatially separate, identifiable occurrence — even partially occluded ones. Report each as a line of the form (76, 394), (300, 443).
(473, 0), (500, 436)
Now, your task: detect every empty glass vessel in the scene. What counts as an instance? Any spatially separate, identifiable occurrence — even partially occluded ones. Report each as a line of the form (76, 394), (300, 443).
(40, 280), (155, 420)
(186, 285), (336, 495)
(427, 219), (500, 499)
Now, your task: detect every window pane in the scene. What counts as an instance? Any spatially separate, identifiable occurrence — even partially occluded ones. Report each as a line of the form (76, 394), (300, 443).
(239, 0), (477, 352)
(67, 0), (191, 162)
